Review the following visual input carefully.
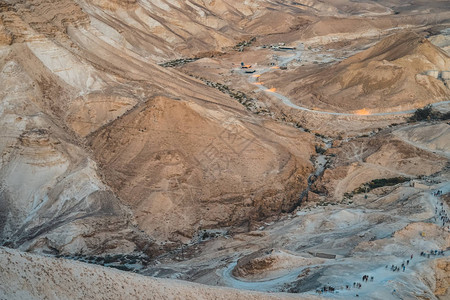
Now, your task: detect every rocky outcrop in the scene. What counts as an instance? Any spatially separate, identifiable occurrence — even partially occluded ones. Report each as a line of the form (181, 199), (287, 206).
(232, 249), (322, 279)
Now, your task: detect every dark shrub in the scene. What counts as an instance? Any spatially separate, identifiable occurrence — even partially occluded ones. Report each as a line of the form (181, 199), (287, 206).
(409, 105), (437, 122)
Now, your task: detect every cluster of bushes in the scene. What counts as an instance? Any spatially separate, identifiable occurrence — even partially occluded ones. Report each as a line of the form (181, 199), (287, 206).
(204, 79), (258, 109)
(353, 177), (410, 194)
(409, 104), (450, 122)
(158, 58), (199, 68)
(314, 132), (326, 139)
(56, 253), (151, 271)
(194, 76), (271, 114)
(234, 37), (256, 52)
(315, 201), (338, 207)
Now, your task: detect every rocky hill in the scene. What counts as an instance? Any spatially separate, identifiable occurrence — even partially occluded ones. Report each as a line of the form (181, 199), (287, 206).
(263, 31), (450, 114)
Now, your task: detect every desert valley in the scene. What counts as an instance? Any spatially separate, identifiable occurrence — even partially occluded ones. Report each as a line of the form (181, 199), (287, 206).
(0, 1), (450, 299)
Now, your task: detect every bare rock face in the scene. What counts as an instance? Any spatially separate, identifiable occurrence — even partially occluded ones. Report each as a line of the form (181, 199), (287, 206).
(416, 256), (450, 300)
(0, 26), (155, 255)
(393, 123), (450, 155)
(66, 94), (138, 137)
(89, 0), (138, 11)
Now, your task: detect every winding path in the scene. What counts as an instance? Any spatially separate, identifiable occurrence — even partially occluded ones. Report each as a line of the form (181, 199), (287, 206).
(244, 44), (450, 117)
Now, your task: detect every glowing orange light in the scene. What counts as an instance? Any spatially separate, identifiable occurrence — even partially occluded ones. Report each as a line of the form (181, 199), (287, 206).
(252, 74), (261, 78)
(271, 66), (280, 69)
(355, 108), (371, 115)
(266, 87), (277, 92)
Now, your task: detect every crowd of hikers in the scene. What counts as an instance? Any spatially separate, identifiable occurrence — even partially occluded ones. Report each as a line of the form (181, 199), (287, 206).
(314, 189), (448, 296)
(435, 201), (449, 228)
(315, 274), (376, 295)
(314, 249), (444, 296)
(420, 250), (445, 258)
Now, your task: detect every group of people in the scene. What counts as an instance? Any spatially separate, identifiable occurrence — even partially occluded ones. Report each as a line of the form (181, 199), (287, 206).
(314, 276), (375, 295)
(432, 190), (449, 229)
(312, 188), (449, 298)
(353, 282), (362, 289)
(436, 203), (449, 228)
(315, 286), (336, 294)
(388, 264), (403, 272)
(433, 190), (443, 197)
(386, 254), (413, 273)
(420, 250), (445, 258)
(313, 245), (449, 297)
